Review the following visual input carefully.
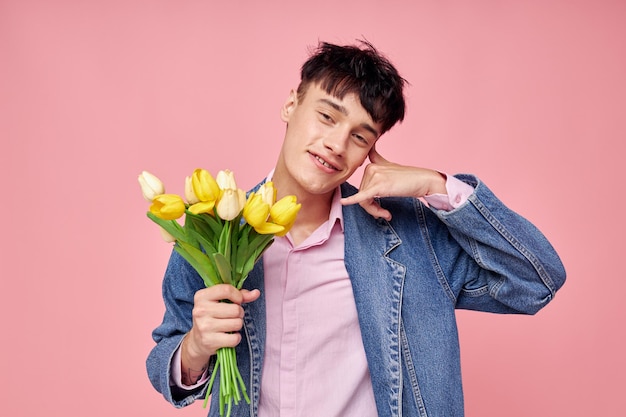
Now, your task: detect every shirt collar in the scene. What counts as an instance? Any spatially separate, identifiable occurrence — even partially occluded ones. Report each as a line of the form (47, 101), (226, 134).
(329, 186), (345, 233)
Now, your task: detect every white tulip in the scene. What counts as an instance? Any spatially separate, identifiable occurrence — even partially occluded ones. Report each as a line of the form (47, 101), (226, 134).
(257, 181), (276, 206)
(216, 169), (238, 190)
(216, 188), (246, 221)
(138, 171), (165, 202)
(159, 227), (177, 243)
(184, 176), (199, 204)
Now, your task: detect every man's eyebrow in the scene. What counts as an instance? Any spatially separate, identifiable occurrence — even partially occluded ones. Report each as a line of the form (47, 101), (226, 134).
(360, 123), (380, 139)
(318, 98), (380, 138)
(319, 98), (348, 115)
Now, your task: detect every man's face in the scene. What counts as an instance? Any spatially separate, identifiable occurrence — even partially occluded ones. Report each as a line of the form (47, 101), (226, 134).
(274, 83), (382, 199)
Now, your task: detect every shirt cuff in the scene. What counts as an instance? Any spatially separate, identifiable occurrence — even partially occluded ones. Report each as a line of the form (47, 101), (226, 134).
(170, 343), (210, 389)
(423, 173), (475, 211)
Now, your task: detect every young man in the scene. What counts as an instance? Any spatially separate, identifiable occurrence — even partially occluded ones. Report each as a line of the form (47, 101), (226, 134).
(147, 41), (566, 417)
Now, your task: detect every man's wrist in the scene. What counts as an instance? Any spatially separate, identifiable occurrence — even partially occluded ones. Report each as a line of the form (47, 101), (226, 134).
(423, 173), (475, 211)
(180, 334), (211, 385)
(428, 170), (448, 196)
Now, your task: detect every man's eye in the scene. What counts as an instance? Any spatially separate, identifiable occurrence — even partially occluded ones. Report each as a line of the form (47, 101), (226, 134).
(319, 112), (333, 122)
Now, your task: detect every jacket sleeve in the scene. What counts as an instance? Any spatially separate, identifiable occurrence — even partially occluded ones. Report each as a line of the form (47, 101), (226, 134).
(145, 250), (211, 407)
(429, 174), (566, 315)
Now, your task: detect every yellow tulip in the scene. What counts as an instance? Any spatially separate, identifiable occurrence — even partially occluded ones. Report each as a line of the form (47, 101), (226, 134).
(216, 188), (246, 221)
(216, 169), (238, 190)
(184, 176), (199, 204)
(150, 194), (186, 220)
(242, 193), (269, 225)
(191, 168), (220, 202)
(243, 193), (285, 235)
(138, 171), (165, 202)
(270, 195), (301, 236)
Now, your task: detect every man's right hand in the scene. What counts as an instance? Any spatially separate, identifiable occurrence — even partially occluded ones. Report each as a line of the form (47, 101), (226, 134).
(180, 284), (260, 385)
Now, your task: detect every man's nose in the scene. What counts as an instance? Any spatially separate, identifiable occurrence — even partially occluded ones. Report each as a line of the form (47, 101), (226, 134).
(323, 129), (349, 155)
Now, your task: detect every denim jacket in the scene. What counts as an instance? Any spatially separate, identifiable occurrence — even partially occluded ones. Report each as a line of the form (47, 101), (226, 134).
(146, 174), (566, 417)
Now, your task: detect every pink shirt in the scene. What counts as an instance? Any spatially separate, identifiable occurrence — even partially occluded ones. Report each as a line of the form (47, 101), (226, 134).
(172, 176), (474, 416)
(259, 189), (376, 416)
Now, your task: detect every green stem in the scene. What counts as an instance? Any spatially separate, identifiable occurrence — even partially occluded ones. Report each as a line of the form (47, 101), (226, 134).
(204, 358), (220, 408)
(202, 347), (250, 416)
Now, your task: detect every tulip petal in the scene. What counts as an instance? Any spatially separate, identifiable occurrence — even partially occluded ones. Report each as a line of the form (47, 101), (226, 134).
(216, 189), (243, 221)
(192, 168), (220, 202)
(254, 223), (286, 235)
(270, 196), (301, 226)
(242, 194), (270, 227)
(184, 176), (200, 204)
(159, 227), (177, 242)
(257, 182), (276, 206)
(188, 201), (216, 215)
(150, 194), (186, 220)
(216, 170), (238, 190)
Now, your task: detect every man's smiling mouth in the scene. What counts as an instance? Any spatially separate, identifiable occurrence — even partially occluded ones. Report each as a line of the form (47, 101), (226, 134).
(314, 154), (338, 171)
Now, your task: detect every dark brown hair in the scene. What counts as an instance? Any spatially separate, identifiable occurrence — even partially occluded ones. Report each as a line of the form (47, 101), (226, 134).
(297, 40), (407, 134)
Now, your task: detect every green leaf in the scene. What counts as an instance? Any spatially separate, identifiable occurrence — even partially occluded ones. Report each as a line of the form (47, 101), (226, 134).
(237, 239), (273, 288)
(188, 209), (224, 236)
(176, 241), (221, 287)
(247, 229), (273, 251)
(229, 215), (243, 271)
(218, 221), (231, 255)
(182, 213), (200, 247)
(248, 233), (273, 258)
(212, 252), (232, 285)
(234, 228), (250, 273)
(173, 245), (204, 279)
(187, 213), (218, 241)
(187, 227), (218, 255)
(146, 212), (186, 242)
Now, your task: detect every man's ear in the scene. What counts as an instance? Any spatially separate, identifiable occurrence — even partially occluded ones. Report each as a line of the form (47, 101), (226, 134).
(280, 89), (298, 122)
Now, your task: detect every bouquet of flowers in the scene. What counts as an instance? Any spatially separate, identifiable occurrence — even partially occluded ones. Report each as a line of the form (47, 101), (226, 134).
(138, 168), (300, 417)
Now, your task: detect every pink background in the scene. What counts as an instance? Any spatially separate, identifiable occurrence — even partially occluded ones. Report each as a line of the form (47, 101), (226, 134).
(1, 1), (624, 416)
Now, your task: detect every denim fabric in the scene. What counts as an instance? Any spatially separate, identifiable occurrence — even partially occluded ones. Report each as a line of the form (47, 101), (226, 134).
(146, 174), (566, 417)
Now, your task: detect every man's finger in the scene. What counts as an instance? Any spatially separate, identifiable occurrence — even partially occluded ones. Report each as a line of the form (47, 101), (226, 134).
(241, 289), (261, 304)
(360, 200), (392, 221)
(340, 189), (377, 206)
(368, 146), (389, 165)
(341, 193), (392, 221)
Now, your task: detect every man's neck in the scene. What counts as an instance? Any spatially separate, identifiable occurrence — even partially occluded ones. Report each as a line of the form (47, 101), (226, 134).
(284, 189), (335, 246)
